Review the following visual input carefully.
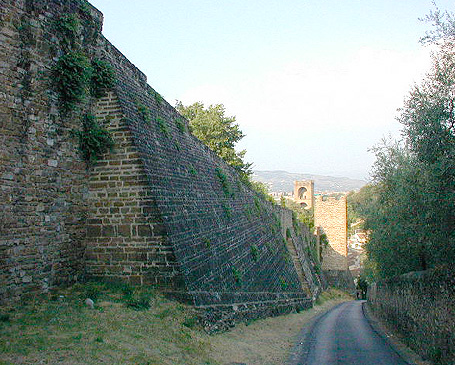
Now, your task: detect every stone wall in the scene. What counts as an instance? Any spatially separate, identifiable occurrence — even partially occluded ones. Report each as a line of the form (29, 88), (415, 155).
(368, 267), (455, 365)
(0, 0), (101, 302)
(314, 196), (354, 290)
(314, 196), (348, 271)
(85, 92), (182, 287)
(276, 205), (324, 297)
(1, 0), (323, 315)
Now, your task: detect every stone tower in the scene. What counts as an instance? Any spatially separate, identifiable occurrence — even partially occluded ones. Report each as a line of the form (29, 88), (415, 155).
(314, 195), (353, 290)
(314, 195), (348, 271)
(293, 181), (314, 209)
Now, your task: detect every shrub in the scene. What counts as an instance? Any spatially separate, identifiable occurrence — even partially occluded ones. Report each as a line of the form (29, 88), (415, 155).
(90, 58), (116, 98)
(232, 266), (242, 284)
(216, 168), (234, 198)
(154, 92), (164, 105)
(136, 102), (151, 123)
(250, 244), (259, 262)
(75, 114), (114, 163)
(175, 118), (186, 133)
(182, 316), (198, 328)
(52, 51), (91, 111)
(156, 117), (169, 137)
(279, 277), (288, 290)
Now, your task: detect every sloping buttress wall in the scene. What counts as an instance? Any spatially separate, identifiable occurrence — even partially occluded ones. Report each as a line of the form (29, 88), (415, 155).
(1, 0), (321, 312)
(98, 37), (312, 305)
(85, 92), (182, 288)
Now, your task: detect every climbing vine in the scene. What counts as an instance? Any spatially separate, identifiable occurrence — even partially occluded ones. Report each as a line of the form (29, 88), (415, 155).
(54, 13), (80, 49)
(75, 114), (114, 163)
(90, 58), (116, 98)
(216, 168), (234, 198)
(52, 51), (91, 111)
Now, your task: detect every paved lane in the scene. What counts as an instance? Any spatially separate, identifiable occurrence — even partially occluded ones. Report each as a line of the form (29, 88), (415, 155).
(290, 301), (410, 365)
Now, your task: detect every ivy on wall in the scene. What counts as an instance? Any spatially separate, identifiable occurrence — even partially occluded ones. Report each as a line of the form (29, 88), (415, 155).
(50, 7), (116, 163)
(90, 58), (116, 98)
(75, 114), (114, 162)
(52, 51), (91, 111)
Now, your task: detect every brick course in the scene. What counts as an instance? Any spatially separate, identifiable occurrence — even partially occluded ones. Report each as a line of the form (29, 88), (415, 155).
(85, 91), (182, 287)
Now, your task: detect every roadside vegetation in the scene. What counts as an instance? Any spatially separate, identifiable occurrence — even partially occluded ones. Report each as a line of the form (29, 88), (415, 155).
(347, 6), (455, 281)
(0, 283), (350, 365)
(0, 281), (214, 365)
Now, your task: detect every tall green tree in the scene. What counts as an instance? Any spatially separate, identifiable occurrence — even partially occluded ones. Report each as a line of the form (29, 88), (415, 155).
(363, 9), (455, 278)
(175, 101), (252, 176)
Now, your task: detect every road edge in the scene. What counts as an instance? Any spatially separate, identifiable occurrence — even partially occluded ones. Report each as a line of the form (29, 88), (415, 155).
(362, 302), (432, 365)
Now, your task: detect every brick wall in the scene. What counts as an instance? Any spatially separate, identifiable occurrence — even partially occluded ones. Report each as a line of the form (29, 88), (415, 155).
(84, 92), (182, 287)
(98, 34), (310, 300)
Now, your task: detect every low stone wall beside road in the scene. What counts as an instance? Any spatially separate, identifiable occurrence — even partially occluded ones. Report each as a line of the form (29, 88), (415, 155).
(367, 267), (455, 365)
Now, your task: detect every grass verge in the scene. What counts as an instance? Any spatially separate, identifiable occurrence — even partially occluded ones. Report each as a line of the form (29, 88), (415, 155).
(0, 281), (216, 365)
(0, 285), (350, 365)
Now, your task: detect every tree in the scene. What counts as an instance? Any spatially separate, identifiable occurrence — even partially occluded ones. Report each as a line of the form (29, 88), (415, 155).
(346, 184), (376, 233)
(357, 6), (455, 279)
(420, 3), (455, 44)
(363, 11), (455, 278)
(175, 101), (252, 176)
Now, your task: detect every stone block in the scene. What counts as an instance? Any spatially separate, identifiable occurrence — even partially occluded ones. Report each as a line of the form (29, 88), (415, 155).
(101, 225), (115, 237)
(118, 224), (131, 237)
(87, 225), (101, 238)
(137, 225), (151, 237)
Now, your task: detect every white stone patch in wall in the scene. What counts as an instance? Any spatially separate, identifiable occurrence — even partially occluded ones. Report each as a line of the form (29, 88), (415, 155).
(48, 159), (58, 167)
(2, 172), (14, 180)
(46, 138), (54, 146)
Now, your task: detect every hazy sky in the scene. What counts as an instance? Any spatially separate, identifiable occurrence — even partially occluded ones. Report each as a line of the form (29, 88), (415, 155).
(89, 0), (455, 180)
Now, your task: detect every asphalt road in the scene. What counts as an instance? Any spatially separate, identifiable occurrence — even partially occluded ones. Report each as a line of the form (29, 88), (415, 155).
(289, 300), (410, 365)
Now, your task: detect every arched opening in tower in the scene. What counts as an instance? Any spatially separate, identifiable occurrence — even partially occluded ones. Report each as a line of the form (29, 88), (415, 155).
(298, 187), (307, 200)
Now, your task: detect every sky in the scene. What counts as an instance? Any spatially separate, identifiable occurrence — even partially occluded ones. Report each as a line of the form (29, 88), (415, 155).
(89, 0), (455, 180)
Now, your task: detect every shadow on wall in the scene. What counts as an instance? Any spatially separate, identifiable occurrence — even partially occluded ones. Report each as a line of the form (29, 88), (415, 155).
(321, 244), (355, 292)
(368, 267), (455, 365)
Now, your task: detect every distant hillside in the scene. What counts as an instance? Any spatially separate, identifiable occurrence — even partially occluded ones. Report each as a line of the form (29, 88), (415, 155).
(252, 170), (367, 193)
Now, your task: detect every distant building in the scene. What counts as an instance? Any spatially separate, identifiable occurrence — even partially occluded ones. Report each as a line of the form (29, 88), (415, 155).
(347, 229), (368, 277)
(348, 229), (368, 250)
(293, 180), (314, 209)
